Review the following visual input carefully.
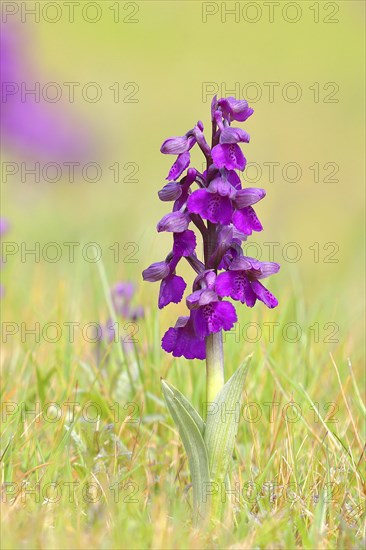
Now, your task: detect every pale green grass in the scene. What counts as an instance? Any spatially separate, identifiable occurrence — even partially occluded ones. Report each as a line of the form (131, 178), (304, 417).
(1, 270), (365, 550)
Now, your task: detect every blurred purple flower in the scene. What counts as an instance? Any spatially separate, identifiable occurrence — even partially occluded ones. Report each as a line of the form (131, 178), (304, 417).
(98, 282), (144, 356)
(0, 22), (95, 161)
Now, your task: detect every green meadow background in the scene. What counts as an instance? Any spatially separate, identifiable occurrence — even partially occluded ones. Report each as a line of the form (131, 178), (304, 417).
(1, 2), (365, 549)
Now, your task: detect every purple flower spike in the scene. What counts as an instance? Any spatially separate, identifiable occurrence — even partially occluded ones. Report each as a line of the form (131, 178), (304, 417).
(143, 95), (279, 360)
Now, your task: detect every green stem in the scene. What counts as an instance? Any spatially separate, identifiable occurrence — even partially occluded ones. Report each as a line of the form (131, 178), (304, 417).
(205, 332), (224, 404)
(204, 217), (225, 405)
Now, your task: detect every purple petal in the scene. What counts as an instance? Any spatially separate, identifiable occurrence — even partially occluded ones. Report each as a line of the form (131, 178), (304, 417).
(211, 95), (218, 120)
(158, 274), (186, 309)
(220, 127), (250, 144)
(230, 256), (255, 271)
(187, 188), (233, 225)
(251, 280), (278, 308)
(192, 269), (216, 292)
(194, 300), (237, 337)
(234, 188), (266, 209)
(211, 144), (246, 171)
(232, 226), (248, 243)
(158, 182), (182, 201)
(198, 289), (218, 306)
(255, 261), (281, 279)
(142, 261), (170, 282)
(216, 270), (256, 307)
(205, 270), (217, 290)
(218, 97), (254, 122)
(167, 152), (190, 181)
(209, 176), (236, 198)
(186, 289), (204, 309)
(173, 229), (196, 257)
(193, 126), (211, 156)
(162, 314), (206, 360)
(227, 170), (242, 190)
(173, 189), (189, 211)
(232, 206), (263, 235)
(215, 271), (236, 298)
(162, 327), (180, 353)
(214, 301), (238, 330)
(157, 211), (190, 233)
(209, 225), (234, 267)
(160, 135), (190, 154)
(172, 169), (196, 211)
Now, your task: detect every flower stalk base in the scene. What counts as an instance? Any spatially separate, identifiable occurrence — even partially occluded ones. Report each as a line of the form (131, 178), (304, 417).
(205, 332), (225, 406)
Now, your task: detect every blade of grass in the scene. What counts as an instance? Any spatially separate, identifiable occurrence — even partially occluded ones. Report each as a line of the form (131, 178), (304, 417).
(96, 258), (135, 393)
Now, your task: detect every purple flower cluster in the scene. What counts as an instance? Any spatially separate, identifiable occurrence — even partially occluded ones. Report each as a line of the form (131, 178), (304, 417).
(1, 23), (94, 162)
(143, 96), (279, 360)
(99, 282), (144, 346)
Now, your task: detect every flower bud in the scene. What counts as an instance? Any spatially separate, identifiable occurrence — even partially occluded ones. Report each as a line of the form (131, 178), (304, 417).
(160, 135), (190, 155)
(220, 127), (250, 144)
(158, 182), (182, 201)
(234, 188), (266, 209)
(157, 211), (190, 233)
(142, 261), (170, 282)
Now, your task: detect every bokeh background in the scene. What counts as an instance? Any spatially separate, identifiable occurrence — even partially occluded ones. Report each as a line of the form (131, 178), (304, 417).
(1, 0), (365, 372)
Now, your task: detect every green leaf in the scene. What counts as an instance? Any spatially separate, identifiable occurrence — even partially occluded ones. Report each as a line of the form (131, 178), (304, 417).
(161, 379), (210, 524)
(204, 355), (251, 518)
(161, 379), (205, 436)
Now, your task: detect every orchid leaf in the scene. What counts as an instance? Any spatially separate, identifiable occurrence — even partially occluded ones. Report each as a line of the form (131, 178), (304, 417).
(161, 379), (210, 524)
(204, 355), (251, 518)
